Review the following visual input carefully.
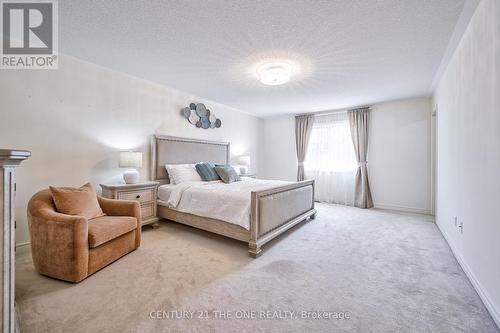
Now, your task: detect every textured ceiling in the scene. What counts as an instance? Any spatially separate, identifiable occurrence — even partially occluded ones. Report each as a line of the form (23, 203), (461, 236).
(60, 0), (466, 117)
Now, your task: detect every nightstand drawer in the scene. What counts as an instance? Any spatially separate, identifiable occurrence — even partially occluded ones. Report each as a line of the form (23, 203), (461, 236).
(118, 189), (154, 203)
(100, 181), (159, 228)
(140, 203), (155, 220)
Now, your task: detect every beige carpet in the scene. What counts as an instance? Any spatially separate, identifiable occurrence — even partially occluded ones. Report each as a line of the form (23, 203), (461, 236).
(16, 204), (498, 333)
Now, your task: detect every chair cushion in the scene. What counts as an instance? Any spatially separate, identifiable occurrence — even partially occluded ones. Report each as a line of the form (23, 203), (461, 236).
(88, 216), (137, 248)
(49, 183), (105, 220)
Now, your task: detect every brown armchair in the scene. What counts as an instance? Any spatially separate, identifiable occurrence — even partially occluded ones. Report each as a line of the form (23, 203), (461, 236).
(27, 189), (141, 282)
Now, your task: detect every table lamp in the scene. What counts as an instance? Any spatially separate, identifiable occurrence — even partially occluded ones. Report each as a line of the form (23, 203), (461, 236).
(119, 151), (142, 184)
(238, 155), (251, 175)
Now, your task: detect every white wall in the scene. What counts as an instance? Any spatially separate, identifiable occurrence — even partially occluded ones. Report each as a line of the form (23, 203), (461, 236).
(0, 55), (263, 246)
(433, 0), (500, 326)
(369, 97), (432, 214)
(261, 115), (297, 181)
(260, 97), (433, 214)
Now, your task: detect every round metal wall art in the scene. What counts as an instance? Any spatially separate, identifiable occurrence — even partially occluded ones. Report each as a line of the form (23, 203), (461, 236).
(201, 117), (210, 129)
(188, 112), (200, 125)
(181, 102), (222, 129)
(182, 107), (191, 118)
(196, 103), (207, 117)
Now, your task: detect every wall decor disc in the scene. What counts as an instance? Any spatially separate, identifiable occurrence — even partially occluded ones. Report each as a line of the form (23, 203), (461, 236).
(196, 103), (207, 117)
(181, 107), (191, 118)
(189, 113), (200, 124)
(201, 116), (210, 129)
(182, 102), (221, 129)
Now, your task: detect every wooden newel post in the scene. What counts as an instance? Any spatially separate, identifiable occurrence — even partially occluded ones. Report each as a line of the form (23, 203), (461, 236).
(0, 150), (30, 333)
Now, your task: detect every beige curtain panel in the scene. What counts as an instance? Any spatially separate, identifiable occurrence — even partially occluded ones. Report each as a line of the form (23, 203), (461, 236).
(348, 108), (374, 208)
(295, 115), (314, 181)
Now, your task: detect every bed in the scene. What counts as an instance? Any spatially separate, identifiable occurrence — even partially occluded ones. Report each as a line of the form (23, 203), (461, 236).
(150, 135), (316, 257)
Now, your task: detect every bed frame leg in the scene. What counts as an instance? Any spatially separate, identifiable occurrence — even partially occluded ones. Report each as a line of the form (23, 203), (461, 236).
(310, 213), (316, 220)
(248, 243), (262, 258)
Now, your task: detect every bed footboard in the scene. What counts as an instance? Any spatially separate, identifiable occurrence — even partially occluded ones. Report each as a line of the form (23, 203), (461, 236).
(249, 180), (316, 257)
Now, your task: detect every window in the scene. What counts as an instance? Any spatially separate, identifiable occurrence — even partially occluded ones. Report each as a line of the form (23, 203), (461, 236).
(304, 112), (357, 205)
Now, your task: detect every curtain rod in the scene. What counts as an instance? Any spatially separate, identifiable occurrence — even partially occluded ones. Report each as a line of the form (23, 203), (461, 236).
(296, 106), (372, 118)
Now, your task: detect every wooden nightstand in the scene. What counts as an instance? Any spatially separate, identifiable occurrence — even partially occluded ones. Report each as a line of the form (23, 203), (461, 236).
(100, 181), (160, 227)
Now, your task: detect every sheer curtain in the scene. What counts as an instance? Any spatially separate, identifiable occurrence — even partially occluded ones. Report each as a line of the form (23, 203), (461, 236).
(304, 112), (357, 205)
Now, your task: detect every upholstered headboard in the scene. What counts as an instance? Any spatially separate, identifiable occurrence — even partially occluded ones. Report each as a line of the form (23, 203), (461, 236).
(150, 135), (230, 184)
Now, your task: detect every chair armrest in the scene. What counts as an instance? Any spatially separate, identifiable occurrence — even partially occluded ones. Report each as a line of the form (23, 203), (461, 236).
(31, 206), (88, 224)
(98, 196), (140, 219)
(27, 208), (89, 282)
(97, 196), (142, 248)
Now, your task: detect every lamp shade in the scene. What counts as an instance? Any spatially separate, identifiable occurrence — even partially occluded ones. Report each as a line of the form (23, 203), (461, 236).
(119, 151), (142, 169)
(238, 155), (251, 166)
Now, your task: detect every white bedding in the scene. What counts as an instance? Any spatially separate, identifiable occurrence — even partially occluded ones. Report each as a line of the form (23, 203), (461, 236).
(157, 178), (291, 230)
(157, 184), (176, 202)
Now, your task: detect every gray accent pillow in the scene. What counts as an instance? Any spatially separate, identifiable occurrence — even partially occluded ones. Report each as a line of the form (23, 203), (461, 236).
(214, 165), (241, 184)
(195, 162), (221, 181)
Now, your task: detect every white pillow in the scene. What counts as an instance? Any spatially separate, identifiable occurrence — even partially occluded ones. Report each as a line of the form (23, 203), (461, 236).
(165, 164), (190, 184)
(165, 164), (202, 184)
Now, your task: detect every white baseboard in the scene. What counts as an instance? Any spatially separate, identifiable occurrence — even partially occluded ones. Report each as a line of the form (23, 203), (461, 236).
(15, 242), (30, 249)
(437, 222), (500, 329)
(374, 203), (432, 215)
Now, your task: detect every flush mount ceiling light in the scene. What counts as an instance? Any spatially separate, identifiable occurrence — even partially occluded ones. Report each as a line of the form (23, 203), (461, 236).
(257, 62), (293, 85)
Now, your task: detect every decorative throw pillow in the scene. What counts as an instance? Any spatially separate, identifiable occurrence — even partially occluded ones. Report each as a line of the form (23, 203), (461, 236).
(49, 183), (105, 219)
(214, 165), (241, 184)
(165, 164), (202, 184)
(195, 162), (221, 181)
